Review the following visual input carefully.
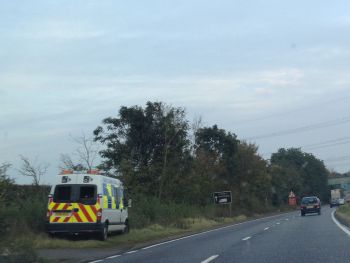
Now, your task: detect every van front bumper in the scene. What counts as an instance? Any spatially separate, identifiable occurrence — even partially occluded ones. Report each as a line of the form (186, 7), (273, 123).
(46, 223), (103, 234)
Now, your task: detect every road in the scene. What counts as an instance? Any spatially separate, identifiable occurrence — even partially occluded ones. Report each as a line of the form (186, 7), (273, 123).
(90, 207), (350, 263)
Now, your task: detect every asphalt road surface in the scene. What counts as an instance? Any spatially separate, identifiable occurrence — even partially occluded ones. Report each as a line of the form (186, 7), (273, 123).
(90, 207), (350, 263)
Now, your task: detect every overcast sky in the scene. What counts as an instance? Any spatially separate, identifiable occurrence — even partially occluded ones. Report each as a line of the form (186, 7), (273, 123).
(1, 0), (350, 184)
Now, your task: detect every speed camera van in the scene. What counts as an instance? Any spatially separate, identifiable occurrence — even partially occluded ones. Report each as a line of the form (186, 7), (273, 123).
(46, 170), (130, 240)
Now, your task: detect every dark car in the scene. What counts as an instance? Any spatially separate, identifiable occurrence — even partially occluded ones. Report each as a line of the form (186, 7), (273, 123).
(330, 198), (339, 208)
(300, 196), (321, 216)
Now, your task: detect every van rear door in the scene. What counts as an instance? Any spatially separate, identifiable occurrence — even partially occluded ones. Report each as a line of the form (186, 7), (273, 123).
(49, 185), (100, 224)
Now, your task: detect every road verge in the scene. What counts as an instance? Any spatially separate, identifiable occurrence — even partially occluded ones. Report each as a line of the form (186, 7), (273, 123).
(38, 209), (296, 263)
(334, 204), (350, 228)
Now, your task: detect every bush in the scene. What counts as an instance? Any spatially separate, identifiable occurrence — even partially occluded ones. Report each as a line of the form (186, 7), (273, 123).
(129, 195), (215, 228)
(0, 237), (44, 263)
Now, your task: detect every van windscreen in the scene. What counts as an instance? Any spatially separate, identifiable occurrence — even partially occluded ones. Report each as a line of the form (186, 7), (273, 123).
(53, 186), (73, 203)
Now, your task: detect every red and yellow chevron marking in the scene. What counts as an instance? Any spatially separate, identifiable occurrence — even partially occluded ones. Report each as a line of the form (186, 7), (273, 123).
(48, 201), (101, 223)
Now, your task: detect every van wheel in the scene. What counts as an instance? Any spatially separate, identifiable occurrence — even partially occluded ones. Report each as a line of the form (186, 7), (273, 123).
(100, 223), (108, 241)
(123, 220), (130, 234)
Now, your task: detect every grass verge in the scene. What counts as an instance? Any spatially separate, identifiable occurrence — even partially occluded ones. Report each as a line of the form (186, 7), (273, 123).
(34, 206), (297, 250)
(33, 216), (248, 249)
(336, 204), (350, 227)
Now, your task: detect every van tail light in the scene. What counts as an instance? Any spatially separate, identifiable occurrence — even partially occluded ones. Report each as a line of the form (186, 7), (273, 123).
(46, 210), (52, 221)
(97, 208), (102, 223)
(48, 194), (53, 204)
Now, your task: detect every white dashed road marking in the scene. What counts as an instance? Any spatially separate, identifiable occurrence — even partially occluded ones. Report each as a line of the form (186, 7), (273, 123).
(264, 227), (270, 231)
(242, 236), (251, 241)
(201, 255), (219, 263)
(106, 255), (121, 259)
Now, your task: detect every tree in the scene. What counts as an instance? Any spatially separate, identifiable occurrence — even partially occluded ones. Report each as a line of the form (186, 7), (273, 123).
(234, 142), (271, 209)
(59, 154), (76, 170)
(270, 148), (329, 203)
(194, 125), (239, 188)
(59, 133), (99, 171)
(0, 163), (13, 203)
(72, 133), (99, 170)
(94, 101), (191, 200)
(18, 156), (48, 186)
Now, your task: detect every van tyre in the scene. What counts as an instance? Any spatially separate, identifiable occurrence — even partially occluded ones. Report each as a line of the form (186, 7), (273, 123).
(100, 223), (108, 241)
(301, 212), (305, 216)
(123, 220), (130, 234)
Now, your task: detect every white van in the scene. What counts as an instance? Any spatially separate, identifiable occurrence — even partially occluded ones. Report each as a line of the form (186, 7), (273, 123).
(46, 170), (129, 240)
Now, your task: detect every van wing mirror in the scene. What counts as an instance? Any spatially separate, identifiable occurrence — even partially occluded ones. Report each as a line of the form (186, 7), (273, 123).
(123, 198), (128, 208)
(123, 199), (132, 207)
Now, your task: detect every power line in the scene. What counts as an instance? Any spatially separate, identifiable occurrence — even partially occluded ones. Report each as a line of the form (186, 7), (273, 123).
(304, 140), (350, 150)
(325, 155), (350, 163)
(246, 115), (350, 140)
(301, 136), (350, 149)
(260, 136), (350, 157)
(235, 93), (350, 125)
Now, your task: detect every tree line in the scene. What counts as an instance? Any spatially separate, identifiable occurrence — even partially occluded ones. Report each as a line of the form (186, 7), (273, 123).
(93, 101), (330, 208)
(0, 101), (331, 213)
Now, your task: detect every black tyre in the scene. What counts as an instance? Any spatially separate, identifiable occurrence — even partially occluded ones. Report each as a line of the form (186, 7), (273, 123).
(99, 223), (108, 241)
(318, 210), (321, 215)
(123, 220), (130, 234)
(301, 212), (305, 216)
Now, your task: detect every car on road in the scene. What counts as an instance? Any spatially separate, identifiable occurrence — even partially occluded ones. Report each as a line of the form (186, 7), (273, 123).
(300, 196), (321, 216)
(330, 198), (339, 208)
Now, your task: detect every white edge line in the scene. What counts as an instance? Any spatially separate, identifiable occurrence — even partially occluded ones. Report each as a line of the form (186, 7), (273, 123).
(242, 236), (251, 241)
(125, 250), (137, 254)
(331, 210), (350, 236)
(106, 255), (121, 259)
(141, 212), (295, 250)
(89, 260), (103, 263)
(201, 255), (219, 263)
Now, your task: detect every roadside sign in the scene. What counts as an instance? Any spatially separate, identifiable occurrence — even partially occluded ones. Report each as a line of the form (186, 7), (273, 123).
(288, 190), (296, 206)
(213, 191), (232, 204)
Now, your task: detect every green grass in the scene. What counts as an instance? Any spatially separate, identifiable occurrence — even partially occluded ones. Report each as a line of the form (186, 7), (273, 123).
(33, 216), (248, 249)
(338, 203), (350, 216)
(335, 204), (350, 227)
